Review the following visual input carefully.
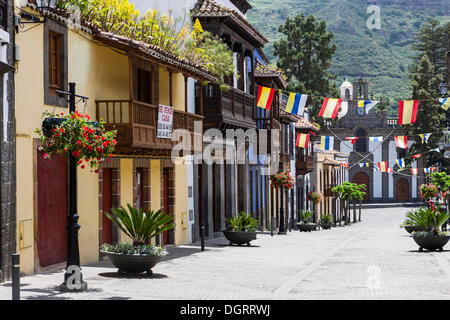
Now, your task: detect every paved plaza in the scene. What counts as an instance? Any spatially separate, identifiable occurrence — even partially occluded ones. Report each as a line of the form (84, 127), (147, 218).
(1, 206), (450, 300)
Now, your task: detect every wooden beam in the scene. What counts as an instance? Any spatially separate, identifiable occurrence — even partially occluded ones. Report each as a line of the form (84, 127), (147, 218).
(169, 70), (173, 106)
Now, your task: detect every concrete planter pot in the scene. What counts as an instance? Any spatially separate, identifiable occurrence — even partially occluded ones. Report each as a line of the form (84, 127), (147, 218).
(297, 223), (316, 232)
(404, 225), (429, 234)
(101, 251), (161, 275)
(320, 222), (332, 230)
(412, 235), (450, 252)
(223, 231), (257, 246)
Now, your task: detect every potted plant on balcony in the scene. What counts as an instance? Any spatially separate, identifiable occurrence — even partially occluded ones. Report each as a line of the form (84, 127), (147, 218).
(320, 214), (333, 230)
(409, 202), (450, 252)
(297, 210), (316, 232)
(35, 110), (117, 170)
(100, 204), (175, 276)
(224, 211), (259, 246)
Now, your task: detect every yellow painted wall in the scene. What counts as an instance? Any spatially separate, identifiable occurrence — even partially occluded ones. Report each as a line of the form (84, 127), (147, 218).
(174, 160), (189, 245)
(158, 68), (185, 111)
(159, 68), (170, 106)
(119, 159), (134, 243)
(150, 160), (161, 212)
(15, 18), (130, 273)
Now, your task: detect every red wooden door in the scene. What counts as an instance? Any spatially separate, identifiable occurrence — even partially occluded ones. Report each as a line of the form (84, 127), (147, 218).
(163, 168), (169, 244)
(396, 178), (409, 202)
(102, 168), (113, 244)
(37, 151), (68, 267)
(352, 172), (370, 202)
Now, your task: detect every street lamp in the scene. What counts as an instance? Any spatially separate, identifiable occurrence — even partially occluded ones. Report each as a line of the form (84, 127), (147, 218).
(19, 0), (57, 25)
(439, 80), (448, 96)
(278, 162), (286, 235)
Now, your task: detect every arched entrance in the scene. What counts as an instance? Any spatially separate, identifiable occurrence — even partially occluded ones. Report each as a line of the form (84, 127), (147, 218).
(352, 172), (370, 202)
(396, 178), (409, 202)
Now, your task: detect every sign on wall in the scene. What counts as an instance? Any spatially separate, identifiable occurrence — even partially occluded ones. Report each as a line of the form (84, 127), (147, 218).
(157, 105), (174, 139)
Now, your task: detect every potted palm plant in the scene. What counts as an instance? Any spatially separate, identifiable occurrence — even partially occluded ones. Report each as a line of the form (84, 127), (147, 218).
(297, 210), (316, 232)
(320, 214), (333, 230)
(409, 202), (450, 251)
(224, 211), (259, 246)
(399, 208), (431, 234)
(100, 204), (175, 275)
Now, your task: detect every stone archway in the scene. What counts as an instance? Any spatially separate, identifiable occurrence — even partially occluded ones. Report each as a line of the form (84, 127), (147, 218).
(396, 178), (409, 202)
(352, 172), (370, 202)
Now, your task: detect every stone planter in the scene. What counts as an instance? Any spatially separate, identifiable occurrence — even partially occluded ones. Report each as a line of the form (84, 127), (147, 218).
(100, 251), (161, 275)
(320, 222), (332, 230)
(404, 225), (429, 234)
(297, 223), (316, 232)
(412, 235), (450, 252)
(223, 230), (257, 246)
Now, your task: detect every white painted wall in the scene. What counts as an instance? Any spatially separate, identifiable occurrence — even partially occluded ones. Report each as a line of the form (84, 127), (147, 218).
(0, 28), (9, 142)
(370, 141), (382, 198)
(388, 140), (396, 198)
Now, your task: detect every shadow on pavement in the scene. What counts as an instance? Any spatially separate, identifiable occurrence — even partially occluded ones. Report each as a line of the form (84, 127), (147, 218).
(98, 272), (167, 279)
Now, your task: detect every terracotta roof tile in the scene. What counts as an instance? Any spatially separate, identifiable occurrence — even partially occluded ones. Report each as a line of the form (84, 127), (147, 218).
(295, 117), (320, 132)
(254, 60), (287, 88)
(192, 0), (268, 45)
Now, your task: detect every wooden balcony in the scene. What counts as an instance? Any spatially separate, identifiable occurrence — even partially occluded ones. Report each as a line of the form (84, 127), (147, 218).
(201, 85), (256, 130)
(96, 100), (203, 156)
(296, 155), (315, 175)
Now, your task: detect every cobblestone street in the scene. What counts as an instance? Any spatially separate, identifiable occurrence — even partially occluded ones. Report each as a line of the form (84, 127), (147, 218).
(1, 206), (450, 300)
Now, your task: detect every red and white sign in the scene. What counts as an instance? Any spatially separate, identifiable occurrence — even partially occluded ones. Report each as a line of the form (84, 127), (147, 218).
(157, 105), (174, 139)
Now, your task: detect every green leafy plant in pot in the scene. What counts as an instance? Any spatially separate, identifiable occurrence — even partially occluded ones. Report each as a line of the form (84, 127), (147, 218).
(320, 214), (333, 230)
(100, 204), (175, 275)
(224, 211), (259, 246)
(297, 210), (316, 232)
(410, 201), (450, 252)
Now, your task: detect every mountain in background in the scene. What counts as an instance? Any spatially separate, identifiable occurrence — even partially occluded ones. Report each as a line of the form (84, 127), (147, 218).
(247, 0), (450, 113)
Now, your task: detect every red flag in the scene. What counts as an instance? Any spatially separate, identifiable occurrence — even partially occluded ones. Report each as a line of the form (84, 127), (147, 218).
(398, 100), (419, 125)
(412, 154), (422, 159)
(345, 137), (359, 144)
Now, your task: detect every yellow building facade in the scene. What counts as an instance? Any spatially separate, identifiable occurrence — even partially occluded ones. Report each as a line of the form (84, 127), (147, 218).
(15, 6), (210, 274)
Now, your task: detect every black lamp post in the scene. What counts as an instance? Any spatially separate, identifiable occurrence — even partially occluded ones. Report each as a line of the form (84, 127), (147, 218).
(278, 163), (287, 235)
(42, 82), (88, 292)
(19, 0), (57, 25)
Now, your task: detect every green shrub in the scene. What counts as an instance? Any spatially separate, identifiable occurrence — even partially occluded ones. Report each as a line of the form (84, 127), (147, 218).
(100, 242), (167, 256)
(225, 211), (259, 232)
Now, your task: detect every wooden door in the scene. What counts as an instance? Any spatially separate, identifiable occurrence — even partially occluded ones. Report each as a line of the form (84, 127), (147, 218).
(163, 168), (170, 244)
(102, 168), (113, 245)
(352, 172), (370, 202)
(396, 178), (409, 202)
(37, 151), (67, 267)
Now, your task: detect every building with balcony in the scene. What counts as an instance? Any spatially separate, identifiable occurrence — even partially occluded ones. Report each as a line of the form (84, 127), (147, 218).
(14, 2), (214, 275)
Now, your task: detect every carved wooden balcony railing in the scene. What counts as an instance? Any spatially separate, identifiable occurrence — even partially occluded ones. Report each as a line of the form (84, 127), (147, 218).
(96, 100), (203, 156)
(202, 85), (256, 129)
(296, 155), (315, 175)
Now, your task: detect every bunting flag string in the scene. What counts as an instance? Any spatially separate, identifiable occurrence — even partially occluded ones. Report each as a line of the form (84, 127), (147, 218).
(419, 133), (432, 144)
(394, 136), (408, 149)
(285, 92), (308, 116)
(357, 100), (379, 114)
(345, 137), (359, 144)
(369, 136), (384, 142)
(440, 98), (450, 111)
(396, 158), (406, 168)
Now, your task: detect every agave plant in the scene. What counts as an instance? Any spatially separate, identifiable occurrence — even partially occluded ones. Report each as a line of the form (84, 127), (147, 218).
(409, 205), (450, 235)
(320, 214), (332, 224)
(225, 211), (259, 232)
(105, 204), (175, 246)
(299, 210), (314, 224)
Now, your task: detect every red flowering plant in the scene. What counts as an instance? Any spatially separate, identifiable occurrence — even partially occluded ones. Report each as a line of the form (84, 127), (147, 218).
(419, 183), (439, 201)
(307, 191), (322, 204)
(270, 171), (294, 189)
(34, 109), (117, 171)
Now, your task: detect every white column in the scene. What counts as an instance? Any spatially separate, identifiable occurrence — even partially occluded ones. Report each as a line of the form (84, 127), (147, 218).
(412, 160), (417, 199)
(370, 141), (382, 198)
(388, 140), (396, 199)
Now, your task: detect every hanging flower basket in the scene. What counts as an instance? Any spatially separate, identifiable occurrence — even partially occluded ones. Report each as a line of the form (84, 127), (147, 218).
(307, 191), (322, 204)
(35, 110), (117, 171)
(419, 183), (439, 201)
(270, 171), (294, 189)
